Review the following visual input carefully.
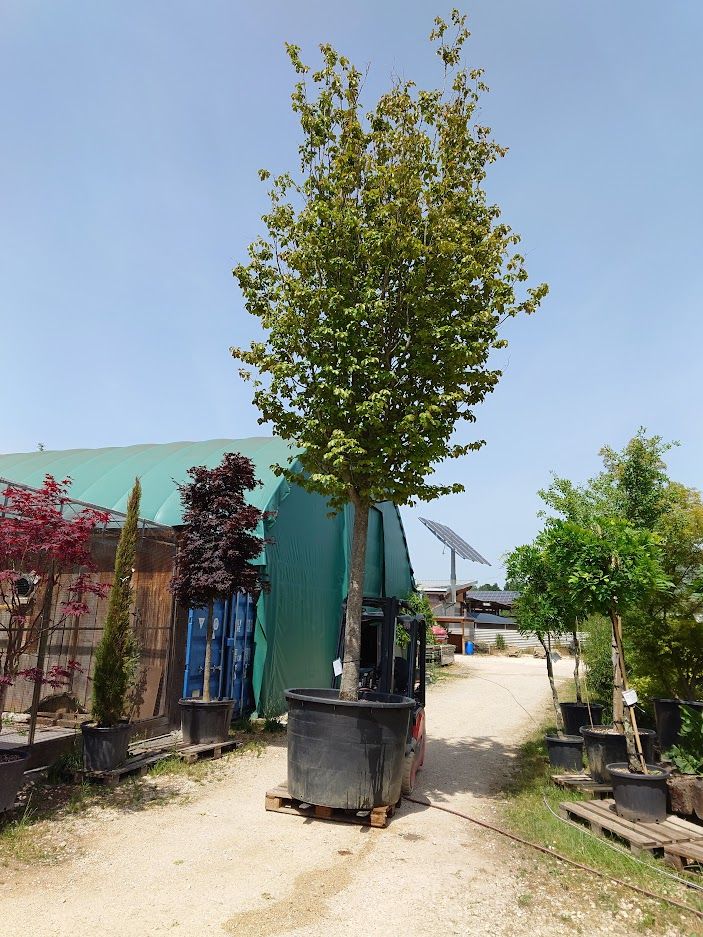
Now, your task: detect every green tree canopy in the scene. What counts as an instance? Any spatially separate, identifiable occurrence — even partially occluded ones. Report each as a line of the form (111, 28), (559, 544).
(232, 12), (547, 697)
(543, 517), (667, 620)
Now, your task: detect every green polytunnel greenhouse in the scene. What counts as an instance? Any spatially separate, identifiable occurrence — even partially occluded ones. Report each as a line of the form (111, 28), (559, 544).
(0, 437), (415, 718)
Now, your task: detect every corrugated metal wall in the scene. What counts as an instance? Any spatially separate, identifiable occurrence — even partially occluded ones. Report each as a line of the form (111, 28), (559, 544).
(449, 627), (586, 651)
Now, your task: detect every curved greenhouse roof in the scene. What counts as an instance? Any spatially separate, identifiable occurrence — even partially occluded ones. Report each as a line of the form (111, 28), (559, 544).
(0, 437), (300, 526)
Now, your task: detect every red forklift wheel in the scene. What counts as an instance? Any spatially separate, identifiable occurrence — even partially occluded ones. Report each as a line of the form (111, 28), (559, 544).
(401, 749), (418, 795)
(413, 709), (426, 768)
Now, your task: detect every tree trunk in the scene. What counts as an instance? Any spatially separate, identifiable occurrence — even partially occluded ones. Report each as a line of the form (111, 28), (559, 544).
(572, 626), (582, 703)
(610, 609), (624, 733)
(202, 601), (214, 704)
(339, 498), (370, 702)
(538, 634), (563, 734)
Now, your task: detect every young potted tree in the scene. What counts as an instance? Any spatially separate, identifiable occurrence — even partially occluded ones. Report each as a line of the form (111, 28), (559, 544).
(171, 453), (265, 747)
(0, 475), (109, 805)
(233, 13), (546, 810)
(547, 517), (670, 820)
(506, 540), (584, 772)
(82, 479), (142, 772)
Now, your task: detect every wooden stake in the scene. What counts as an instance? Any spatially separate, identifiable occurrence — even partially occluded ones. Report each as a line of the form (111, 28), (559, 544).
(611, 609), (647, 774)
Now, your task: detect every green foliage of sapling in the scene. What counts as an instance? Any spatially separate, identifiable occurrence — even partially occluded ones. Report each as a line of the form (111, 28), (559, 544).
(91, 479), (141, 727)
(667, 706), (703, 775)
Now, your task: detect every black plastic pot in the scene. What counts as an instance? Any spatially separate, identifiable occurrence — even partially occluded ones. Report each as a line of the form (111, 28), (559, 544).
(545, 734), (584, 771)
(608, 763), (671, 822)
(560, 702), (603, 737)
(285, 688), (414, 809)
(0, 750), (29, 812)
(580, 725), (656, 783)
(179, 699), (234, 746)
(653, 698), (703, 754)
(81, 721), (132, 772)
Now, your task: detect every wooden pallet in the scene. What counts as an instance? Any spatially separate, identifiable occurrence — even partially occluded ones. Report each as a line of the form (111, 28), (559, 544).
(662, 839), (703, 871)
(81, 738), (242, 785)
(551, 773), (613, 799)
(80, 750), (177, 787)
(178, 738), (241, 764)
(559, 798), (703, 864)
(265, 784), (396, 828)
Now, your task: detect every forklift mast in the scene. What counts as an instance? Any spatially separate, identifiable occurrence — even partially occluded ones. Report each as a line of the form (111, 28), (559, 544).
(333, 596), (426, 708)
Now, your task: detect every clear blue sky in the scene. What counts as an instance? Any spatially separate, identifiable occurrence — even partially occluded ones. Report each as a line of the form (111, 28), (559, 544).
(1, 2), (701, 583)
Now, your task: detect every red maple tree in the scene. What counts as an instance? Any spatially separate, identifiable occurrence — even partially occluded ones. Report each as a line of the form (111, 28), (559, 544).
(0, 475), (110, 719)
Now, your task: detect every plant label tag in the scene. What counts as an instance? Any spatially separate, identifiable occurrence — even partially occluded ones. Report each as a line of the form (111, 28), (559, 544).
(623, 689), (638, 707)
(332, 658), (343, 677)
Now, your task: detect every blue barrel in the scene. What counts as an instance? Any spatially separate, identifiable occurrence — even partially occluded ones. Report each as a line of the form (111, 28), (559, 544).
(464, 641), (474, 655)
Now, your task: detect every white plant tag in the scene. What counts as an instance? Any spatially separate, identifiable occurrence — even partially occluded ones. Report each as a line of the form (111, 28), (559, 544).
(332, 658), (343, 677)
(623, 689), (638, 707)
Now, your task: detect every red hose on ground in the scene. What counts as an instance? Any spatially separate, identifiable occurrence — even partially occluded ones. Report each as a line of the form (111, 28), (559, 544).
(404, 795), (703, 923)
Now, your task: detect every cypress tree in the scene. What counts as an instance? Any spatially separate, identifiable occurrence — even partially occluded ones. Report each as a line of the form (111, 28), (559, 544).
(91, 478), (141, 726)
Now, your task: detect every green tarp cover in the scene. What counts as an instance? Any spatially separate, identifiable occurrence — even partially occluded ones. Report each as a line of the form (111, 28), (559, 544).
(0, 438), (415, 714)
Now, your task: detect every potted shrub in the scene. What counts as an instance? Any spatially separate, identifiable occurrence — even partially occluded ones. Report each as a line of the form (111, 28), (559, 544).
(654, 698), (703, 754)
(664, 705), (703, 820)
(506, 541), (584, 772)
(171, 454), (265, 747)
(546, 517), (670, 820)
(234, 14), (546, 810)
(0, 475), (108, 803)
(81, 479), (142, 772)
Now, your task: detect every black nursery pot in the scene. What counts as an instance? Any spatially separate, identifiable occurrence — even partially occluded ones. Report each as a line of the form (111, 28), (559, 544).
(580, 725), (656, 783)
(560, 702), (603, 736)
(608, 763), (671, 823)
(285, 688), (414, 810)
(545, 734), (584, 772)
(81, 721), (132, 773)
(179, 699), (234, 746)
(653, 698), (703, 754)
(0, 750), (30, 812)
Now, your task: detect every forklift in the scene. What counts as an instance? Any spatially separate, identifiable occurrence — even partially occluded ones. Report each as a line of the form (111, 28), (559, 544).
(333, 596), (427, 795)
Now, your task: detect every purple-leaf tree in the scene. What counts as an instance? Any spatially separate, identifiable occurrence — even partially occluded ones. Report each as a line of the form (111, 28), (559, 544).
(170, 453), (267, 703)
(0, 476), (110, 732)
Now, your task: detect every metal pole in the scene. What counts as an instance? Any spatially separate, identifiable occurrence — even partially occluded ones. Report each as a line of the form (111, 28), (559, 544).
(28, 561), (55, 746)
(450, 548), (457, 610)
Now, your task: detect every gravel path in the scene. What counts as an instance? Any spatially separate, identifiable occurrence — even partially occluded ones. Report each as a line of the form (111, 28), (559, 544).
(0, 655), (665, 936)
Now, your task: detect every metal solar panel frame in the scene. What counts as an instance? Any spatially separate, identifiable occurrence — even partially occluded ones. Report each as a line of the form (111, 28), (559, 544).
(419, 517), (490, 565)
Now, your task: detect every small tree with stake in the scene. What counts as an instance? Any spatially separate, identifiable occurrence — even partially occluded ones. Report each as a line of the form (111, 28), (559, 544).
(171, 454), (266, 708)
(506, 541), (569, 735)
(233, 11), (547, 700)
(545, 517), (668, 772)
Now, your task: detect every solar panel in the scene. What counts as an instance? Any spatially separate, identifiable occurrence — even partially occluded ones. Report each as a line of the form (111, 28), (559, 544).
(419, 517), (490, 565)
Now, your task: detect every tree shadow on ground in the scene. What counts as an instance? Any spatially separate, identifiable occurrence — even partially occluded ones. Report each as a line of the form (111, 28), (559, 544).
(412, 732), (544, 804)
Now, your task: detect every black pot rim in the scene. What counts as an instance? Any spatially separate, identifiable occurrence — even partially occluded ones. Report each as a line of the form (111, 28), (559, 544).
(80, 720), (131, 733)
(285, 688), (414, 709)
(607, 762), (671, 780)
(580, 725), (656, 738)
(653, 697), (703, 704)
(560, 701), (604, 709)
(178, 698), (233, 708)
(0, 748), (30, 764)
(545, 733), (583, 745)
